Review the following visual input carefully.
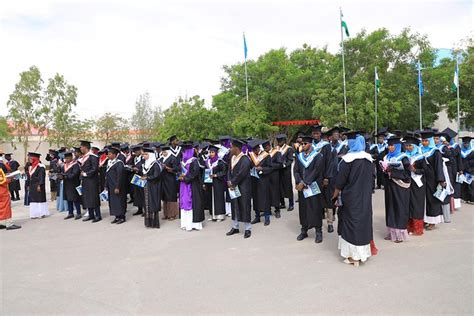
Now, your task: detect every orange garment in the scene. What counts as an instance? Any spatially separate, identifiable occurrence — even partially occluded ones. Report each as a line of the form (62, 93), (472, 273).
(0, 168), (12, 220)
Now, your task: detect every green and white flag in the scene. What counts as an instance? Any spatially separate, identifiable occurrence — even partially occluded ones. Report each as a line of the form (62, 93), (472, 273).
(375, 68), (381, 93)
(341, 11), (350, 37)
(451, 62), (459, 92)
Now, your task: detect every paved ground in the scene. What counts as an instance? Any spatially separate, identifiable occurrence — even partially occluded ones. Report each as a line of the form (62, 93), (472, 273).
(1, 186), (473, 315)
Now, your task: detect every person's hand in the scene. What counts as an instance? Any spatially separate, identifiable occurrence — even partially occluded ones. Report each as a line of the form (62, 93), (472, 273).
(409, 164), (416, 172)
(211, 174), (217, 178)
(295, 182), (305, 191)
(440, 181), (447, 188)
(256, 166), (263, 171)
(141, 176), (147, 180)
(322, 178), (329, 187)
(459, 171), (463, 175)
(165, 166), (173, 172)
(82, 172), (87, 177)
(114, 188), (120, 194)
(36, 185), (41, 192)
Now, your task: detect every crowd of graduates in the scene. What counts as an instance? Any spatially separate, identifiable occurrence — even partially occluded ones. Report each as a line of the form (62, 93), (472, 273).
(0, 125), (473, 267)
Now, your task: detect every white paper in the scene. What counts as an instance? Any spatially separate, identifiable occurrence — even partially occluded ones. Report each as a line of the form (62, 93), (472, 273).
(130, 174), (147, 188)
(303, 181), (321, 199)
(203, 169), (213, 184)
(6, 170), (21, 179)
(411, 172), (423, 188)
(75, 185), (83, 196)
(228, 186), (241, 200)
(456, 173), (465, 184)
(433, 185), (448, 202)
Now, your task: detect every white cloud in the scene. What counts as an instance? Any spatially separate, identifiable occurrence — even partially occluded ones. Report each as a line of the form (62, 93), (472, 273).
(0, 0), (472, 119)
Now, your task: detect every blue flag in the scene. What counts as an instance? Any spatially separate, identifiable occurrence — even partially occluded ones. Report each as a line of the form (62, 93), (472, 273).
(243, 33), (248, 60)
(417, 61), (424, 96)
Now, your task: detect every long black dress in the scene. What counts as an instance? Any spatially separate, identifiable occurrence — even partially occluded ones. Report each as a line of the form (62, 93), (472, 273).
(183, 159), (205, 223)
(28, 165), (47, 203)
(210, 159), (227, 217)
(450, 144), (463, 201)
(143, 161), (162, 228)
(269, 149), (283, 209)
(336, 157), (373, 246)
(132, 157), (145, 209)
(383, 155), (411, 230)
(375, 144), (387, 188)
(160, 154), (179, 202)
(461, 149), (474, 202)
(80, 154), (101, 209)
(105, 160), (127, 218)
(408, 157), (426, 220)
(228, 155), (252, 223)
(7, 159), (21, 197)
(249, 152), (272, 213)
(293, 150), (325, 231)
(424, 149), (445, 219)
(62, 162), (81, 202)
(278, 145), (294, 200)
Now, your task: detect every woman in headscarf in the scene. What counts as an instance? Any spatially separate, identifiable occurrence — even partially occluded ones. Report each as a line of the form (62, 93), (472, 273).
(159, 145), (180, 220)
(460, 136), (474, 203)
(382, 137), (411, 243)
(333, 132), (374, 266)
(403, 135), (426, 235)
(27, 152), (49, 219)
(178, 143), (204, 231)
(141, 147), (162, 228)
(420, 130), (446, 230)
(206, 145), (227, 221)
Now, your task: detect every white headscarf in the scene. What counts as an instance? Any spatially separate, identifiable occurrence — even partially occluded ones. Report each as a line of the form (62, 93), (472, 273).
(144, 152), (157, 170)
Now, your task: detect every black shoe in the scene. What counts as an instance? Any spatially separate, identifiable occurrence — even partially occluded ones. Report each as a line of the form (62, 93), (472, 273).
(287, 206), (294, 212)
(264, 218), (270, 226)
(297, 232), (308, 241)
(82, 216), (94, 222)
(92, 217), (102, 223)
(6, 224), (21, 230)
(251, 217), (261, 224)
(111, 218), (119, 224)
(226, 228), (240, 236)
(244, 230), (251, 238)
(0, 224), (6, 229)
(74, 214), (82, 220)
(64, 214), (74, 220)
(275, 210), (281, 218)
(315, 231), (323, 243)
(328, 224), (334, 233)
(116, 218), (126, 224)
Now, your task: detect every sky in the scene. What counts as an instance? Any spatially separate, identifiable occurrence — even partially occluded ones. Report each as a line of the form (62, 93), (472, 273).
(0, 0), (472, 119)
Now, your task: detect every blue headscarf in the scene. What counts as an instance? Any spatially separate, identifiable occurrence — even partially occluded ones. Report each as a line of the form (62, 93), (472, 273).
(405, 144), (420, 158)
(348, 135), (365, 153)
(421, 137), (436, 154)
(386, 143), (402, 160)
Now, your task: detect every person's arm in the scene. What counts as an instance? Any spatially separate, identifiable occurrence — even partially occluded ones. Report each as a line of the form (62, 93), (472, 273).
(229, 158), (251, 187)
(184, 160), (199, 183)
(147, 163), (162, 182)
(214, 160), (227, 178)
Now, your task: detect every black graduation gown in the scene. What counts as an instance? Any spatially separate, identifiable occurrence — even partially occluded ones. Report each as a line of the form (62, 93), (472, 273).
(132, 158), (145, 208)
(124, 154), (134, 196)
(269, 150), (283, 208)
(160, 155), (179, 202)
(375, 145), (387, 187)
(80, 154), (101, 209)
(461, 150), (474, 202)
(384, 157), (411, 229)
(322, 143), (340, 209)
(144, 162), (162, 212)
(336, 157), (374, 246)
(183, 159), (205, 223)
(279, 145), (294, 199)
(199, 154), (213, 212)
(105, 160), (127, 217)
(228, 155), (252, 223)
(7, 160), (21, 191)
(451, 145), (463, 199)
(424, 150), (445, 217)
(293, 151), (325, 230)
(28, 165), (47, 203)
(408, 158), (426, 220)
(62, 163), (81, 202)
(49, 159), (59, 192)
(211, 159), (227, 216)
(253, 154), (272, 212)
(98, 157), (108, 193)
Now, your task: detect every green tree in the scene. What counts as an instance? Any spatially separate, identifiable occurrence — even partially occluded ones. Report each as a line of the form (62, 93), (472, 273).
(131, 92), (163, 141)
(95, 112), (129, 144)
(0, 116), (12, 142)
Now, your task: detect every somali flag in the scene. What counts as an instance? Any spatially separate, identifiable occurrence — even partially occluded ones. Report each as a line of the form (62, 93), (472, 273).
(417, 61), (424, 96)
(243, 33), (248, 60)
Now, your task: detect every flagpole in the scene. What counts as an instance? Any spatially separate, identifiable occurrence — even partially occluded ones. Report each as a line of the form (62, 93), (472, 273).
(456, 56), (460, 135)
(374, 66), (378, 134)
(243, 32), (249, 103)
(340, 8), (347, 124)
(418, 61), (423, 130)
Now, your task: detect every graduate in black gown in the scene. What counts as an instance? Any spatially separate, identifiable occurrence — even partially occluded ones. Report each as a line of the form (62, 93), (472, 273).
(375, 128), (388, 189)
(60, 151), (82, 220)
(141, 147), (162, 228)
(226, 139), (253, 238)
(248, 139), (272, 226)
(4, 154), (20, 201)
(79, 140), (102, 223)
(460, 136), (474, 203)
(333, 132), (374, 266)
(206, 145), (227, 221)
(276, 134), (295, 212)
(262, 140), (283, 218)
(382, 137), (411, 243)
(442, 128), (463, 209)
(403, 135), (426, 236)
(293, 135), (325, 243)
(46, 149), (59, 201)
(159, 145), (180, 220)
(131, 145), (145, 216)
(105, 147), (127, 224)
(419, 131), (446, 230)
(27, 152), (49, 219)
